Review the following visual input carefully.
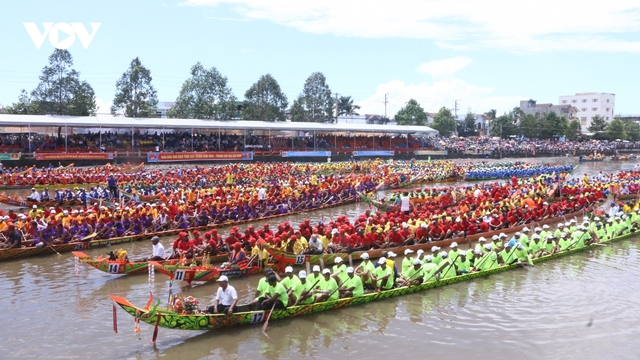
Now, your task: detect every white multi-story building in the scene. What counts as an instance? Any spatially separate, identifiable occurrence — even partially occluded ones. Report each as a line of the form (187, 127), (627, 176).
(558, 92), (615, 132)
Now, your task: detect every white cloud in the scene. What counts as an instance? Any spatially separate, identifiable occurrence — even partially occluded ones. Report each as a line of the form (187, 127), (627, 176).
(417, 57), (472, 79)
(356, 79), (519, 118)
(94, 97), (113, 116)
(184, 0), (640, 53)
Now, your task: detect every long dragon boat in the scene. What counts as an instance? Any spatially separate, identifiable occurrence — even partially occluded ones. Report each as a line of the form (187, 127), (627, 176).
(0, 194), (83, 209)
(610, 154), (637, 161)
(109, 213), (633, 332)
(72, 251), (183, 275)
(150, 261), (278, 285)
(0, 193), (363, 262)
(265, 205), (593, 266)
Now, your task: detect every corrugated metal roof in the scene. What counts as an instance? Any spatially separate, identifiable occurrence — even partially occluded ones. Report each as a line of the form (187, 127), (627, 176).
(0, 114), (439, 135)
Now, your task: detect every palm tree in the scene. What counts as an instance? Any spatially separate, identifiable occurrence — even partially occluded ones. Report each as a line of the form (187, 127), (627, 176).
(337, 96), (361, 116)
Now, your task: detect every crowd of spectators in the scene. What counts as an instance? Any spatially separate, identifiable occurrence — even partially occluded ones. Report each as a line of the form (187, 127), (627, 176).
(1, 130), (640, 157)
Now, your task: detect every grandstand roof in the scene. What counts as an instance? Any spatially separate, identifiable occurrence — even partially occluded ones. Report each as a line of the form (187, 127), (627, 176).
(0, 114), (438, 136)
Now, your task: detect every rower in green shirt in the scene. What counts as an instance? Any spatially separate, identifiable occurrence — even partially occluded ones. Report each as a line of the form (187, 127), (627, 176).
(437, 252), (457, 280)
(402, 249), (415, 274)
(528, 234), (543, 257)
(571, 226), (586, 250)
(558, 232), (573, 251)
(541, 235), (557, 255)
(448, 242), (462, 265)
(514, 243), (533, 265)
(354, 253), (376, 287)
(431, 246), (442, 265)
(594, 222), (606, 242)
(314, 268), (339, 302)
(553, 224), (563, 239)
(257, 275), (288, 310)
(422, 255), (438, 281)
(292, 270), (316, 306)
(400, 259), (425, 286)
(280, 266), (300, 305)
(308, 265), (322, 284)
(471, 249), (484, 269)
(539, 225), (551, 242)
(371, 257), (394, 291)
(499, 243), (515, 265)
(339, 267), (364, 298)
(568, 219), (577, 234)
(520, 228), (530, 247)
(332, 257), (348, 286)
(475, 244), (499, 271)
(456, 252), (471, 274)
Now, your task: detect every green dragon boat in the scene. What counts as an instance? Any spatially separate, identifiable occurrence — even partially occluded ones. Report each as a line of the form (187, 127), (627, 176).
(110, 211), (625, 333)
(109, 231), (635, 332)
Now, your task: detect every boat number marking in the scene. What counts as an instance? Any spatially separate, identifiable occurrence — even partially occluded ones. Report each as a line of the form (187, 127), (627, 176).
(107, 263), (120, 274)
(295, 255), (305, 265)
(174, 270), (186, 281)
(250, 312), (265, 324)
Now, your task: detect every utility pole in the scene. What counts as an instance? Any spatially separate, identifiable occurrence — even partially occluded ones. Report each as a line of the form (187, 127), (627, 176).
(335, 93), (339, 123)
(384, 93), (389, 119)
(454, 100), (460, 136)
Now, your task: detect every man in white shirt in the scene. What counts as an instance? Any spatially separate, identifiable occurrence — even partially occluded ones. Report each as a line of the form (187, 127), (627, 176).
(147, 236), (166, 261)
(208, 275), (238, 315)
(258, 187), (267, 202)
(400, 192), (411, 215)
(27, 188), (41, 202)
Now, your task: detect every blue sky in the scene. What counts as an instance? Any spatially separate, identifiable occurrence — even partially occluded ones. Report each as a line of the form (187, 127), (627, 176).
(1, 0), (639, 118)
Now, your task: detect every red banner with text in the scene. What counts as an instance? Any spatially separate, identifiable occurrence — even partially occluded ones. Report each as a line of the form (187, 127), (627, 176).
(148, 152), (254, 162)
(35, 153), (114, 160)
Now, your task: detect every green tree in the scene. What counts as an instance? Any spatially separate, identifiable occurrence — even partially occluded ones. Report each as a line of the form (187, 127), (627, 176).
(23, 49), (96, 116)
(337, 96), (361, 116)
(490, 112), (518, 138)
(167, 62), (237, 120)
(588, 115), (608, 133)
(5, 90), (40, 114)
(566, 119), (582, 141)
(621, 117), (640, 141)
(241, 74), (287, 121)
(394, 99), (427, 126)
(606, 118), (627, 140)
(459, 111), (478, 135)
(484, 109), (497, 122)
(540, 111), (568, 139)
(291, 72), (334, 123)
(289, 97), (307, 122)
(431, 107), (457, 137)
(112, 57), (158, 117)
(519, 114), (540, 139)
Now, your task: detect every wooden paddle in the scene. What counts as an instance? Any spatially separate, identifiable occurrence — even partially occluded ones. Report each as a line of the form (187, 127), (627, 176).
(261, 301), (277, 334)
(81, 232), (98, 241)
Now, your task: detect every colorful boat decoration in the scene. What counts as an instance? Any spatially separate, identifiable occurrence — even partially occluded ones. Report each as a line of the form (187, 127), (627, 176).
(610, 154), (637, 161)
(109, 219), (633, 332)
(72, 251), (182, 275)
(265, 205), (591, 266)
(151, 260), (278, 285)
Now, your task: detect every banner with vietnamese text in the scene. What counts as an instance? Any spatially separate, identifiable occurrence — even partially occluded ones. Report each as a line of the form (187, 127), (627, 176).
(35, 153), (114, 160)
(147, 152), (253, 162)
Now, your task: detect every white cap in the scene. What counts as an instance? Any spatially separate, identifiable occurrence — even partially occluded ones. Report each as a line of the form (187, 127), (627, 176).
(516, 244), (524, 250)
(594, 217), (600, 221)
(378, 257), (387, 264)
(413, 259), (422, 265)
(322, 268), (331, 275)
(420, 223), (428, 228)
(515, 232), (521, 236)
(416, 249), (424, 255)
(542, 225), (549, 229)
(558, 223), (564, 227)
(312, 265), (321, 272)
(533, 234), (540, 239)
(217, 275), (229, 282)
(492, 235), (499, 240)
(285, 266), (293, 273)
(440, 251), (448, 258)
(431, 246), (440, 252)
(331, 228), (339, 234)
(346, 267), (354, 273)
(499, 233), (506, 238)
(450, 242), (458, 248)
(522, 227), (529, 232)
(534, 227), (542, 232)
(334, 257), (343, 264)
(425, 255), (433, 262)
(570, 219), (576, 223)
(33, 205), (37, 209)
(561, 232), (568, 237)
(388, 251), (397, 258)
(484, 244), (492, 250)
(360, 253), (370, 259)
(478, 237), (486, 242)
(404, 249), (414, 255)
(474, 249), (482, 255)
(299, 270), (307, 279)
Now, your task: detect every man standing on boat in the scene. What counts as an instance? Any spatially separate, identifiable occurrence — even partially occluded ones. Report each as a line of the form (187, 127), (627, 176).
(107, 174), (119, 199)
(147, 236), (166, 261)
(208, 275), (238, 315)
(400, 191), (411, 215)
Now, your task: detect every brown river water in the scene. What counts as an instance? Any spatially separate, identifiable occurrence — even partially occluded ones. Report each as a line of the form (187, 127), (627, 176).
(1, 157), (640, 360)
